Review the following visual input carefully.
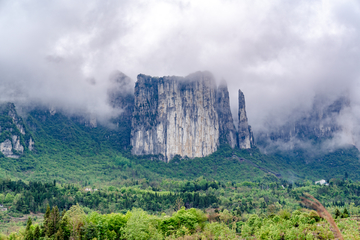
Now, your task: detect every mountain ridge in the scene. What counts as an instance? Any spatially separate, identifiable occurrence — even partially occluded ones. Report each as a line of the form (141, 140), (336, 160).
(0, 71), (359, 184)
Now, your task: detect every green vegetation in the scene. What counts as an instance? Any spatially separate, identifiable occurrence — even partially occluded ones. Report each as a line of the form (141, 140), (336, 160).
(1, 108), (360, 238)
(1, 178), (360, 239)
(1, 108), (360, 186)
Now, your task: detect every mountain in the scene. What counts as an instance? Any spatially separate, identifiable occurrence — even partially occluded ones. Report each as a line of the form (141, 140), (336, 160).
(0, 103), (34, 158)
(256, 96), (351, 152)
(131, 71), (253, 162)
(0, 71), (360, 184)
(238, 89), (255, 149)
(216, 81), (237, 148)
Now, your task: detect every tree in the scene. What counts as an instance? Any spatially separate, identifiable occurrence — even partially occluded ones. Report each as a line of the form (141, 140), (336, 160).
(175, 198), (184, 211)
(25, 217), (34, 240)
(34, 225), (41, 240)
(335, 208), (341, 219)
(42, 204), (51, 237)
(342, 208), (349, 218)
(26, 217), (32, 231)
(59, 215), (71, 240)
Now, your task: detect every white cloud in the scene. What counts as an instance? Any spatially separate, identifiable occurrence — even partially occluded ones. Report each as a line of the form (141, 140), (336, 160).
(1, 0), (360, 144)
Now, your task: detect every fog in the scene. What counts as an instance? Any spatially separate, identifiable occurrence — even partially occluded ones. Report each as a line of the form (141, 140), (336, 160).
(1, 0), (360, 147)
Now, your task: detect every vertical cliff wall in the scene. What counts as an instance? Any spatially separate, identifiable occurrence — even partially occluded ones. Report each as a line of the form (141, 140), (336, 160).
(131, 72), (222, 161)
(216, 81), (237, 148)
(238, 89), (254, 149)
(131, 71), (253, 161)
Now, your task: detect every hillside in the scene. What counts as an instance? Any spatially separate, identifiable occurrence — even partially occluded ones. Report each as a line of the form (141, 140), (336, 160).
(0, 104), (359, 186)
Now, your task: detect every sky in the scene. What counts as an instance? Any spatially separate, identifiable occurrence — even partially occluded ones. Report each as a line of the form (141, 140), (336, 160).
(1, 0), (360, 145)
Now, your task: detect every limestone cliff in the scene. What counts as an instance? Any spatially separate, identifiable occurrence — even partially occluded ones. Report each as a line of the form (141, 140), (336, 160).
(131, 71), (221, 161)
(238, 89), (254, 149)
(131, 71), (253, 161)
(216, 81), (237, 148)
(0, 102), (33, 158)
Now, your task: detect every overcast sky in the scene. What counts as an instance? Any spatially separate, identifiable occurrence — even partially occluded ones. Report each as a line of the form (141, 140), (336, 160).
(1, 0), (360, 137)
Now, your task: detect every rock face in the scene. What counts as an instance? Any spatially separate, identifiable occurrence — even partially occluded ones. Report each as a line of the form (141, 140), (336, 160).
(238, 90), (254, 148)
(256, 96), (350, 150)
(8, 104), (26, 135)
(131, 71), (253, 161)
(0, 71), (254, 161)
(0, 102), (33, 158)
(131, 72), (221, 161)
(28, 137), (35, 151)
(216, 81), (237, 148)
(0, 139), (14, 158)
(12, 135), (24, 153)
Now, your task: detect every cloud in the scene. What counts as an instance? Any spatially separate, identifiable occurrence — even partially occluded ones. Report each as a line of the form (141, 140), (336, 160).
(1, 0), (360, 146)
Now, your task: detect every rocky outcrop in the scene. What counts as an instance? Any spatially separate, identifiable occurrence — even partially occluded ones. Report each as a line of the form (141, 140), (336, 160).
(131, 71), (221, 161)
(0, 102), (33, 157)
(28, 137), (35, 151)
(238, 90), (254, 149)
(12, 135), (24, 153)
(131, 71), (253, 161)
(8, 104), (26, 135)
(0, 139), (14, 158)
(0, 71), (254, 161)
(256, 96), (350, 150)
(216, 81), (237, 148)
(0, 136), (23, 158)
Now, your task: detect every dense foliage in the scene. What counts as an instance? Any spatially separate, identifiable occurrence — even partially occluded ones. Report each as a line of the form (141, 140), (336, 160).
(3, 203), (360, 239)
(0, 178), (220, 216)
(2, 177), (360, 238)
(1, 108), (360, 187)
(1, 106), (360, 238)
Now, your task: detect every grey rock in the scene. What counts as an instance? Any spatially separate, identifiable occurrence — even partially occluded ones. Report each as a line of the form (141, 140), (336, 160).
(131, 71), (221, 161)
(238, 89), (254, 149)
(0, 139), (18, 158)
(216, 81), (237, 148)
(0, 103), (28, 156)
(0, 139), (13, 157)
(28, 137), (34, 151)
(49, 107), (56, 116)
(12, 135), (24, 153)
(7, 104), (25, 135)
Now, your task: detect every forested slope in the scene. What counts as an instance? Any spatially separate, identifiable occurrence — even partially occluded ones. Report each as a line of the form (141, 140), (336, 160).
(1, 108), (360, 185)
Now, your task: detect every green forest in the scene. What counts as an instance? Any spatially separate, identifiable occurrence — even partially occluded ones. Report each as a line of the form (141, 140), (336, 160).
(1, 177), (360, 239)
(1, 107), (360, 239)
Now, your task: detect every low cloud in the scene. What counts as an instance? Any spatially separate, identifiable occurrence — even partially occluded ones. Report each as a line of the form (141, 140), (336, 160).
(1, 0), (360, 148)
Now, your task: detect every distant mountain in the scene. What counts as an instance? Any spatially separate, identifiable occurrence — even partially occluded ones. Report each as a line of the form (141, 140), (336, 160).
(0, 71), (360, 184)
(0, 103), (34, 158)
(256, 96), (352, 152)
